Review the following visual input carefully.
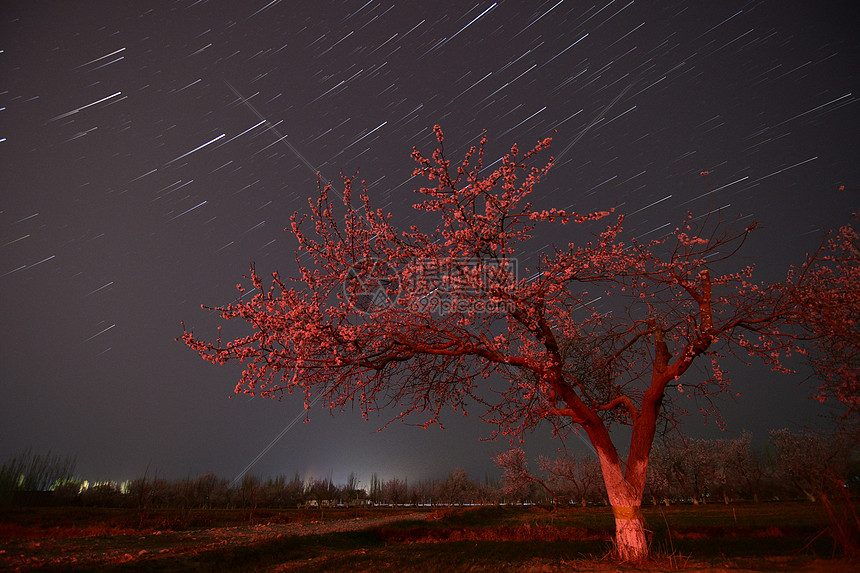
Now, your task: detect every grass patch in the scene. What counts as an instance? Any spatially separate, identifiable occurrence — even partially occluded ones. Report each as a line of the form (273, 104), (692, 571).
(643, 502), (830, 529)
(644, 502), (837, 563)
(82, 529), (387, 573)
(2, 502), (854, 572)
(282, 539), (605, 573)
(0, 505), (414, 537)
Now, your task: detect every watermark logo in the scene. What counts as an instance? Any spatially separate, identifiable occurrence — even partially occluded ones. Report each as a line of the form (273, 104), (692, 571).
(343, 258), (402, 313)
(343, 257), (519, 315)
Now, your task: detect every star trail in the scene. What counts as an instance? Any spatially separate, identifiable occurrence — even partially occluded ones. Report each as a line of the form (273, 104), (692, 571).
(1, 1), (857, 484)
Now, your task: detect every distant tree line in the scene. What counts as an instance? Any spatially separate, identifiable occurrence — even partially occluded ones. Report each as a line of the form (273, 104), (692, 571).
(2, 425), (856, 510)
(1, 467), (502, 510)
(645, 427), (859, 506)
(496, 427), (858, 510)
(0, 448), (76, 504)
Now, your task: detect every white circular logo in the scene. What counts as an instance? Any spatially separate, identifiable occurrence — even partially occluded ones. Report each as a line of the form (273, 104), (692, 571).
(343, 258), (401, 314)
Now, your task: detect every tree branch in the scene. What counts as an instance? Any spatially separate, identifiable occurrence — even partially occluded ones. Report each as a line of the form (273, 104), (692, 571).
(597, 396), (640, 419)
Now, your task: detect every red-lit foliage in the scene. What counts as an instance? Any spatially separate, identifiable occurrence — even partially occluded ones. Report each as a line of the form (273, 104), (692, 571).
(182, 127), (808, 561)
(793, 216), (859, 415)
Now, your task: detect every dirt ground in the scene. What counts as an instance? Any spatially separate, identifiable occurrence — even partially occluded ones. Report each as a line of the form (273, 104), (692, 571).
(0, 511), (426, 571)
(0, 507), (856, 572)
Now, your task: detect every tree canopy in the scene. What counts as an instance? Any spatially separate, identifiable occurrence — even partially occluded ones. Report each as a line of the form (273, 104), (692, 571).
(182, 127), (825, 560)
(793, 216), (860, 415)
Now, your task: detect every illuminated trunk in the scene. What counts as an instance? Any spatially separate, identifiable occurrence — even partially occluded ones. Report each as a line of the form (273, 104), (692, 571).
(613, 505), (648, 562)
(601, 467), (648, 561)
(589, 427), (650, 562)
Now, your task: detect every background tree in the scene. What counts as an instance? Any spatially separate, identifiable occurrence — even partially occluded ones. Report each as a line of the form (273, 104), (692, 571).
(645, 437), (704, 504)
(645, 443), (675, 506)
(474, 474), (503, 506)
(237, 474), (261, 509)
(368, 473), (383, 506)
(282, 472), (308, 507)
(495, 448), (561, 506)
(770, 426), (860, 556)
(436, 468), (475, 506)
(409, 477), (436, 506)
(538, 452), (604, 507)
(668, 436), (730, 505)
(648, 433), (771, 505)
(787, 216), (860, 555)
(495, 448), (604, 507)
(342, 472), (363, 506)
(794, 215), (860, 415)
(381, 476), (408, 506)
(183, 127), (810, 561)
(305, 474), (338, 508)
(193, 473), (219, 508)
(722, 431), (768, 503)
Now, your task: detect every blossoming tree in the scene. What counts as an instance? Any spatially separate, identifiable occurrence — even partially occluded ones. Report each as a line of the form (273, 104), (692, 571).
(182, 126), (804, 561)
(495, 447), (604, 507)
(794, 215), (859, 415)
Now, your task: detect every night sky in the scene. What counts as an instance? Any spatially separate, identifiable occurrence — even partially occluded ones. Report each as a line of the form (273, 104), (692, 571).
(1, 1), (858, 486)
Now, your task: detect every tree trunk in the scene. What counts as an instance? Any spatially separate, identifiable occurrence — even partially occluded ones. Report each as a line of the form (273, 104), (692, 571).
(593, 442), (650, 562)
(611, 503), (649, 561)
(581, 399), (660, 562)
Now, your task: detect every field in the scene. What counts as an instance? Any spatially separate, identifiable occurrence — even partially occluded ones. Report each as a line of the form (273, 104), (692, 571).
(0, 502), (855, 572)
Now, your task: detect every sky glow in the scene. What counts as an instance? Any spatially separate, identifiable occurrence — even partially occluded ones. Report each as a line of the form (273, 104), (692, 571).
(0, 1), (857, 484)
